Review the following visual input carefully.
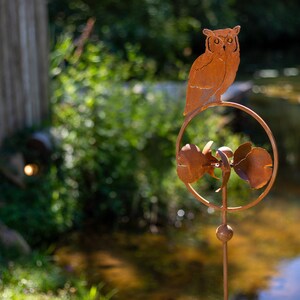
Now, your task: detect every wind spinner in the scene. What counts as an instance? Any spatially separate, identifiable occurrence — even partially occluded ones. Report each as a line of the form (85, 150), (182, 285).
(176, 26), (278, 300)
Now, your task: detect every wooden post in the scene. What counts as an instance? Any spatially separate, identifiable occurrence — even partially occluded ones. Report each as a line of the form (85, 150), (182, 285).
(0, 0), (48, 145)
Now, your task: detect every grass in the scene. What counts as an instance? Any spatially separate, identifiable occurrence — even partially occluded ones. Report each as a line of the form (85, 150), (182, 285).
(0, 252), (117, 300)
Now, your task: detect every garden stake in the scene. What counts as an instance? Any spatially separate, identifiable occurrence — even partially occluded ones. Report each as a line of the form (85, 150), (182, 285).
(176, 26), (278, 300)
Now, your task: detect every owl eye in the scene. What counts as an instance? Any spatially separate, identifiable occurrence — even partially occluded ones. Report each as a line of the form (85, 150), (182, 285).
(214, 39), (220, 44)
(227, 37), (233, 43)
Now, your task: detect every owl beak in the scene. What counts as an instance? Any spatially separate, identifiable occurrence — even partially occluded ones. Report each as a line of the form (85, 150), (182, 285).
(223, 45), (226, 50)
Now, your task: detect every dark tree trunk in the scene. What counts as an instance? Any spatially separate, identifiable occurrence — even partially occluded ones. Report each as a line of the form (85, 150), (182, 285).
(0, 0), (48, 144)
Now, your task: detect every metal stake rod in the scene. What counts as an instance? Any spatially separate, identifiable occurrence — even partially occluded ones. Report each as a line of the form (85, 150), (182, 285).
(222, 186), (228, 300)
(223, 241), (228, 300)
(216, 185), (233, 300)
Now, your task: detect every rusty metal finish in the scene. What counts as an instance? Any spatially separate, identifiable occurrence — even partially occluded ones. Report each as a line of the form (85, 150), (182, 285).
(177, 140), (273, 192)
(177, 142), (218, 183)
(176, 26), (278, 300)
(176, 101), (278, 212)
(184, 26), (240, 116)
(233, 142), (273, 189)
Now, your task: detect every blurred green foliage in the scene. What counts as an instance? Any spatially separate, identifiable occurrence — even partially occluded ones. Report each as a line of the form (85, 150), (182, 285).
(48, 0), (300, 77)
(51, 35), (186, 227)
(50, 35), (249, 229)
(0, 252), (116, 299)
(0, 34), (250, 239)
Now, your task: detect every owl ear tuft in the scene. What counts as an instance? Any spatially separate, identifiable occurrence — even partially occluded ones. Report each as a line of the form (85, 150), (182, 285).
(233, 25), (241, 35)
(203, 29), (214, 37)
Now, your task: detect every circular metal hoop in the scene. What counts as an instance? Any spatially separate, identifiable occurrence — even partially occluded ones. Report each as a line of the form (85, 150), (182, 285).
(176, 101), (278, 212)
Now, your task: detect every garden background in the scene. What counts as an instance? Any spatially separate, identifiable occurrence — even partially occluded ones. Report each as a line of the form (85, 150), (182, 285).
(0, 0), (300, 299)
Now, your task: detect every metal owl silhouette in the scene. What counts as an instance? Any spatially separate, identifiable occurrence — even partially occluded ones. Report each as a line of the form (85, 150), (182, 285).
(184, 26), (241, 116)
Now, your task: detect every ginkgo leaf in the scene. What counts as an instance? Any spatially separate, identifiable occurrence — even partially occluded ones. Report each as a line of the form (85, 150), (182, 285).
(176, 142), (220, 183)
(233, 144), (273, 189)
(233, 142), (252, 165)
(202, 141), (219, 179)
(177, 144), (207, 183)
(202, 141), (214, 155)
(216, 146), (234, 159)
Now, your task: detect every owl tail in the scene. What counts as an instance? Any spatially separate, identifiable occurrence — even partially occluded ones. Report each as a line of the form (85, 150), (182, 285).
(184, 87), (212, 116)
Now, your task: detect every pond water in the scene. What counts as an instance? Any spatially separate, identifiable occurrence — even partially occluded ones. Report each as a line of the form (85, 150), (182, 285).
(55, 70), (300, 299)
(55, 191), (300, 300)
(259, 257), (300, 300)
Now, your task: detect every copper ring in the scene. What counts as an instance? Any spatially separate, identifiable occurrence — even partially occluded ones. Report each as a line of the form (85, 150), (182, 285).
(176, 101), (279, 212)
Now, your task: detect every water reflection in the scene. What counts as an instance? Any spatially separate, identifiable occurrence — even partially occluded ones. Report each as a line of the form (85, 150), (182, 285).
(55, 193), (300, 300)
(259, 257), (300, 300)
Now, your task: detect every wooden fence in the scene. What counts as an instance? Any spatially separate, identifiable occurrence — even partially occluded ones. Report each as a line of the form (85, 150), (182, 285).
(0, 0), (48, 145)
